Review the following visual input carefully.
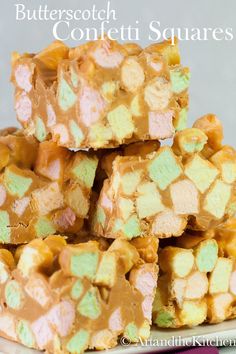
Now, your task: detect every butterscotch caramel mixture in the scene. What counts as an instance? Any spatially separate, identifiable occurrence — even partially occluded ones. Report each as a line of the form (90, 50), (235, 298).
(0, 36), (234, 353)
(0, 235), (157, 353)
(92, 115), (236, 240)
(153, 219), (236, 328)
(0, 131), (98, 244)
(12, 38), (189, 149)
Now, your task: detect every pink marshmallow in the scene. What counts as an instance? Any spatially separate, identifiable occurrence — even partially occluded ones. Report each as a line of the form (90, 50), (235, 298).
(149, 111), (174, 139)
(0, 314), (17, 340)
(44, 159), (61, 181)
(25, 276), (51, 308)
(54, 207), (76, 229)
(142, 295), (153, 322)
(47, 104), (57, 127)
(46, 300), (75, 337)
(11, 197), (30, 217)
(15, 92), (32, 123)
(109, 308), (123, 332)
(51, 124), (69, 145)
(31, 316), (54, 349)
(0, 185), (6, 207)
(149, 61), (163, 72)
(79, 86), (106, 127)
(101, 194), (113, 212)
(130, 266), (157, 296)
(92, 42), (124, 68)
(15, 64), (32, 92)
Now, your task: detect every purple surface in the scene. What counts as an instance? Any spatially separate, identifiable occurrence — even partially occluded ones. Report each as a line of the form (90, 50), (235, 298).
(174, 347), (219, 354)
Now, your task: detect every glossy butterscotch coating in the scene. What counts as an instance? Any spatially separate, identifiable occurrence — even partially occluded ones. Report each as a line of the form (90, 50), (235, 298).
(91, 116), (236, 240)
(0, 235), (158, 353)
(12, 38), (189, 149)
(0, 131), (98, 244)
(153, 238), (236, 327)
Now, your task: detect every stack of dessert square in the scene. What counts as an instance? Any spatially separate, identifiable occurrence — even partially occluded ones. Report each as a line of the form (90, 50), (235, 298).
(0, 37), (235, 353)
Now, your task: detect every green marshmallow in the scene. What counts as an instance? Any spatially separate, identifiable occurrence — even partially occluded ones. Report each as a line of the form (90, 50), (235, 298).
(35, 217), (56, 238)
(124, 322), (139, 342)
(35, 117), (47, 142)
(66, 329), (89, 354)
(136, 182), (164, 218)
(95, 253), (117, 287)
(170, 68), (190, 94)
(0, 211), (10, 243)
(4, 167), (32, 198)
(72, 157), (98, 188)
(154, 310), (175, 328)
(130, 95), (142, 116)
(209, 258), (233, 294)
(89, 124), (113, 147)
(204, 180), (231, 218)
(5, 280), (24, 310)
(118, 197), (134, 220)
(195, 240), (218, 273)
(0, 261), (9, 283)
(71, 279), (84, 300)
(175, 108), (188, 131)
(69, 120), (84, 147)
(112, 218), (123, 233)
(183, 141), (205, 154)
(107, 105), (134, 142)
(77, 287), (101, 319)
(121, 171), (141, 196)
(71, 252), (98, 280)
(177, 128), (208, 154)
(70, 67), (79, 88)
(180, 301), (207, 326)
(138, 321), (150, 339)
(222, 162), (236, 184)
(111, 173), (120, 194)
(123, 214), (141, 239)
(17, 320), (35, 348)
(58, 77), (77, 111)
(101, 81), (118, 102)
(95, 206), (106, 227)
(153, 288), (164, 312)
(148, 148), (182, 190)
(227, 200), (236, 217)
(185, 155), (219, 193)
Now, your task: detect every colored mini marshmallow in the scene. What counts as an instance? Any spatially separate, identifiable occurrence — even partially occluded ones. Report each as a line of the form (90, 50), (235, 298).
(0, 131), (98, 244)
(213, 218), (236, 258)
(172, 128), (208, 155)
(153, 236), (236, 328)
(12, 38), (189, 149)
(0, 234), (158, 353)
(194, 239), (218, 273)
(159, 247), (194, 278)
(92, 119), (236, 240)
(193, 114), (223, 152)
